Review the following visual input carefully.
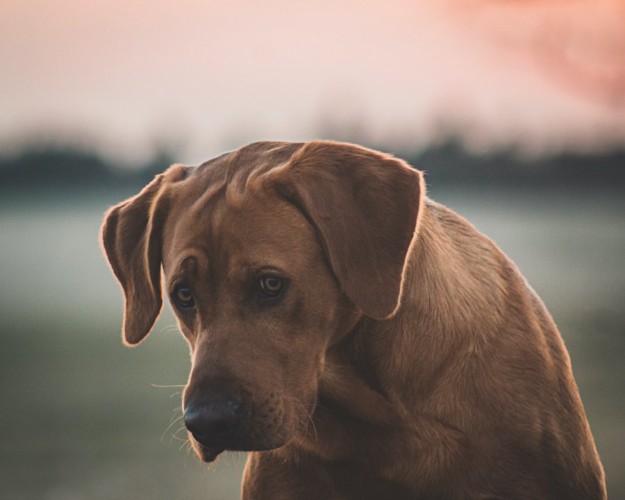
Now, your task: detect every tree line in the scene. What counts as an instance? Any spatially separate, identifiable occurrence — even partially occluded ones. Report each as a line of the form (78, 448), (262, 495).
(1, 138), (623, 191)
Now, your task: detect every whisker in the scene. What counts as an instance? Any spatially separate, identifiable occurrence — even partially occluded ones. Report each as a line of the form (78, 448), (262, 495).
(150, 384), (184, 405)
(302, 402), (318, 443)
(180, 435), (195, 456)
(180, 438), (192, 453)
(171, 425), (190, 443)
(159, 323), (182, 335)
(161, 415), (185, 442)
(280, 394), (319, 443)
(173, 424), (188, 436)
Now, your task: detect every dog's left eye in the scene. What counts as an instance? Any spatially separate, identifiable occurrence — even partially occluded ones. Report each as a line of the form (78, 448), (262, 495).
(172, 286), (195, 310)
(259, 276), (284, 297)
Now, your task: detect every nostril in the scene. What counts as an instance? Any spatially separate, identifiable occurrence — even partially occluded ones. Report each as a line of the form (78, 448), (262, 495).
(225, 398), (241, 416)
(183, 404), (203, 435)
(184, 396), (242, 441)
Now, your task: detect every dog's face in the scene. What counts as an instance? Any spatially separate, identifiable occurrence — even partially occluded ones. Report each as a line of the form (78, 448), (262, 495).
(101, 141), (422, 462)
(162, 181), (359, 461)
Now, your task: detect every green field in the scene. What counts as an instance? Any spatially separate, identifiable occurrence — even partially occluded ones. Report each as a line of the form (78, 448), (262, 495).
(1, 186), (623, 499)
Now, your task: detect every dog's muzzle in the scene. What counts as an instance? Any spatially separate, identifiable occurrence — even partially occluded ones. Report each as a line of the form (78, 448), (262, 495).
(184, 393), (243, 459)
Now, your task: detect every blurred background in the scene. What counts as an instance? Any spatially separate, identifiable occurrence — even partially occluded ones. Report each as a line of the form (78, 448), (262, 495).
(1, 1), (624, 498)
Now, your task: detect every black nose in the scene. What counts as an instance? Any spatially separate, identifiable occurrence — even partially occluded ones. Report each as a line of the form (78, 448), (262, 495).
(184, 395), (242, 446)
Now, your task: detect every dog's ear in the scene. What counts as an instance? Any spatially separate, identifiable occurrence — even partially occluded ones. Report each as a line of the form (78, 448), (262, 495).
(269, 141), (424, 319)
(100, 165), (187, 345)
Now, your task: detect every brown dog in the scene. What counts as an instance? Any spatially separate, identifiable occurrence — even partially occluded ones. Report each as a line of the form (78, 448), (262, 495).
(101, 141), (606, 499)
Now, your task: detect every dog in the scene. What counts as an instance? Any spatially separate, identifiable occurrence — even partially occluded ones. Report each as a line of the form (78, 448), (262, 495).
(101, 141), (606, 499)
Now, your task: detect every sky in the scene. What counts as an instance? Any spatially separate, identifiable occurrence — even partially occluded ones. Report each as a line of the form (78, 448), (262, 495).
(1, 0), (624, 164)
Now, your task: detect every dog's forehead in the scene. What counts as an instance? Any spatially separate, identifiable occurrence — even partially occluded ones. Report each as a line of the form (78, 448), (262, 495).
(161, 142), (314, 272)
(161, 141), (301, 218)
(192, 141), (302, 187)
(169, 190), (308, 247)
(169, 141), (302, 222)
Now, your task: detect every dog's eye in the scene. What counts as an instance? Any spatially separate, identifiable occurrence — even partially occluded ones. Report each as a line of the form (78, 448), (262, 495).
(259, 276), (284, 297)
(172, 287), (195, 310)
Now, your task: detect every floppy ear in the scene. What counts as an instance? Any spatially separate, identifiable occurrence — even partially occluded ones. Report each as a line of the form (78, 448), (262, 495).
(269, 141), (424, 319)
(100, 165), (187, 345)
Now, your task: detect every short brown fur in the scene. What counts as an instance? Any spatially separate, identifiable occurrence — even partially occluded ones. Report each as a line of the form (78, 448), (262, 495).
(101, 141), (606, 499)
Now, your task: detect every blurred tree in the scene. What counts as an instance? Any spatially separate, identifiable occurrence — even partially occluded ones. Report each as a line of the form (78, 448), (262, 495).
(451, 0), (625, 106)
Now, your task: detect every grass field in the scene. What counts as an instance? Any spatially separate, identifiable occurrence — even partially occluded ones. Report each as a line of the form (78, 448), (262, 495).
(1, 185), (623, 499)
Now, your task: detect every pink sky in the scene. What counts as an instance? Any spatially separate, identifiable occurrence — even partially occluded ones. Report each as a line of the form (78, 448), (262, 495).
(1, 0), (624, 163)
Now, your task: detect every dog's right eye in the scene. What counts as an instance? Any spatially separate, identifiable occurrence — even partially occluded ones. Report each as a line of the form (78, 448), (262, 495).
(172, 287), (195, 310)
(259, 276), (284, 297)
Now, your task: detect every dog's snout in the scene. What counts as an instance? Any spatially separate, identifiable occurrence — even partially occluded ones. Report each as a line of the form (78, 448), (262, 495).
(184, 395), (242, 445)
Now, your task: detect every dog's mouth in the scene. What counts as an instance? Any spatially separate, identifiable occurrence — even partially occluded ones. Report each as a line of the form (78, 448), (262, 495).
(183, 390), (309, 462)
(188, 428), (291, 463)
(188, 430), (286, 463)
(194, 441), (225, 463)
(187, 431), (230, 463)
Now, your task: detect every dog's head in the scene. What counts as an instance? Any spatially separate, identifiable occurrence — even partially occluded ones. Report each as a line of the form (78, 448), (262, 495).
(101, 141), (423, 462)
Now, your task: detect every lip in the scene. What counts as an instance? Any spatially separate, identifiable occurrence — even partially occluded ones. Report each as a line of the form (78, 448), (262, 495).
(189, 429), (233, 462)
(187, 431), (227, 462)
(197, 443), (225, 463)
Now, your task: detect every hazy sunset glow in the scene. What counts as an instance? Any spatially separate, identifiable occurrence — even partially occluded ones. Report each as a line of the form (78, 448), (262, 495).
(1, 0), (624, 162)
